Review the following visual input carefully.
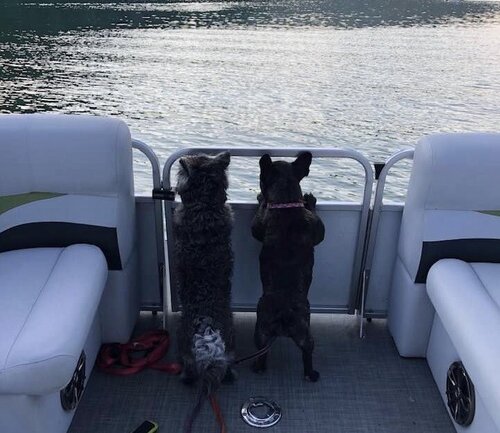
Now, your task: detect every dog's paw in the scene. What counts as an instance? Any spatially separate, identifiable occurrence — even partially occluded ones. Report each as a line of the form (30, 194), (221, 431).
(222, 367), (238, 384)
(304, 370), (320, 382)
(181, 371), (198, 386)
(303, 193), (317, 211)
(251, 360), (267, 374)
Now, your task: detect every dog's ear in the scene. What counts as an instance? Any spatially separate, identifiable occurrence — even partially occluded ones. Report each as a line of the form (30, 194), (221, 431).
(214, 151), (230, 169)
(179, 157), (191, 176)
(259, 154), (273, 175)
(292, 152), (312, 180)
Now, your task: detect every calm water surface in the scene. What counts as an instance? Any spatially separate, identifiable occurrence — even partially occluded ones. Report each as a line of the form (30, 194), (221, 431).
(1, 0), (499, 200)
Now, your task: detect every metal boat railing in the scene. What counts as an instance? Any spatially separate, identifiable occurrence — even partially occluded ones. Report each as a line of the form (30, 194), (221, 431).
(132, 141), (414, 336)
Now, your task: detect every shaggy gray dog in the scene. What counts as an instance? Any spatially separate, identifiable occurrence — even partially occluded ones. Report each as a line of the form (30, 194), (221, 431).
(173, 151), (235, 394)
(251, 152), (325, 382)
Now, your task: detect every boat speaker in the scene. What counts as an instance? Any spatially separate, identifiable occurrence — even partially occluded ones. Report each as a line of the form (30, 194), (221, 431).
(446, 361), (475, 426)
(60, 351), (86, 411)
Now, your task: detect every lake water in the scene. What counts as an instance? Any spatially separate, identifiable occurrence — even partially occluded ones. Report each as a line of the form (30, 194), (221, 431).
(1, 0), (499, 200)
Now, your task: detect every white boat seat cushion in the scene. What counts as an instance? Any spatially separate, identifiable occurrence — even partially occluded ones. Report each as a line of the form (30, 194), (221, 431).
(389, 133), (500, 357)
(427, 259), (500, 430)
(399, 133), (500, 283)
(0, 114), (135, 268)
(0, 245), (107, 395)
(0, 114), (133, 197)
(0, 194), (131, 270)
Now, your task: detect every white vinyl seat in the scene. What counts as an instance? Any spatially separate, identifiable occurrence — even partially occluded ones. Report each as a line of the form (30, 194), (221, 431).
(0, 114), (137, 342)
(0, 245), (107, 395)
(0, 114), (138, 433)
(427, 259), (500, 432)
(388, 132), (500, 433)
(388, 132), (500, 357)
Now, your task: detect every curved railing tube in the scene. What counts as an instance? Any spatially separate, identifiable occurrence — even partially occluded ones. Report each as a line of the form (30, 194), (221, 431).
(132, 139), (166, 309)
(163, 147), (374, 315)
(359, 149), (414, 336)
(132, 139), (162, 189)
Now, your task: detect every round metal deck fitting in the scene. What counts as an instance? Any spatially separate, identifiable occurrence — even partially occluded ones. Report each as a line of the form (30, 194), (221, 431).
(241, 397), (282, 428)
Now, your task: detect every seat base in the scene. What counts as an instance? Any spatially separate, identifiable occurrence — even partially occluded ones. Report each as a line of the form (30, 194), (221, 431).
(427, 315), (499, 433)
(100, 248), (139, 343)
(0, 315), (101, 433)
(427, 259), (500, 433)
(388, 256), (434, 357)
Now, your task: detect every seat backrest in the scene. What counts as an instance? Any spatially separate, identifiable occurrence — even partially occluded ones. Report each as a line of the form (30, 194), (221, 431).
(399, 132), (500, 283)
(0, 114), (135, 270)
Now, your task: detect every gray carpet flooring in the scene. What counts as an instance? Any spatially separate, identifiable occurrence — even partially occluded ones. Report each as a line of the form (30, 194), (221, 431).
(69, 313), (454, 433)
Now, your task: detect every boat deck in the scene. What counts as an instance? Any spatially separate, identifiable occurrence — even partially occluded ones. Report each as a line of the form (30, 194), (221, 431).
(69, 313), (454, 433)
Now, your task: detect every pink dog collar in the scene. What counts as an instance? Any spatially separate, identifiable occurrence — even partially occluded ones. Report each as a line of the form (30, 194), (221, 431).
(267, 202), (304, 209)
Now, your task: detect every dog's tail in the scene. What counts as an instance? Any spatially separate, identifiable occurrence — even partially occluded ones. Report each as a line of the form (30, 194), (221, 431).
(192, 317), (229, 395)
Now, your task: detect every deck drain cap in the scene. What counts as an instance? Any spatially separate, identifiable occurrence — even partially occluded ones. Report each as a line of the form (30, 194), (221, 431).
(241, 397), (282, 428)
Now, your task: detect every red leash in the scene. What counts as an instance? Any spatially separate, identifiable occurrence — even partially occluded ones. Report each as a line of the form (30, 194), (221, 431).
(98, 329), (276, 433)
(210, 394), (227, 433)
(184, 391), (227, 433)
(184, 337), (277, 433)
(97, 329), (225, 432)
(97, 329), (182, 376)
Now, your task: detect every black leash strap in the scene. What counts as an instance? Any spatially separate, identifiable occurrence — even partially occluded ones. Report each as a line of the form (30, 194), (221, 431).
(184, 337), (277, 433)
(233, 336), (277, 365)
(184, 385), (205, 433)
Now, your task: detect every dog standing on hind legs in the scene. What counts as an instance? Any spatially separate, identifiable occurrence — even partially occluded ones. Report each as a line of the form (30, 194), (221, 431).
(173, 151), (236, 398)
(251, 151), (325, 382)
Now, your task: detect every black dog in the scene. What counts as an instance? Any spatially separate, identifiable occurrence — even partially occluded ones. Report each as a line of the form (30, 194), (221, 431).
(251, 152), (325, 382)
(173, 152), (235, 394)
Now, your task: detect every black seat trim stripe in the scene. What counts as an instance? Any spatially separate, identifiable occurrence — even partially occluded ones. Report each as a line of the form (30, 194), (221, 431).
(0, 222), (122, 270)
(415, 238), (500, 283)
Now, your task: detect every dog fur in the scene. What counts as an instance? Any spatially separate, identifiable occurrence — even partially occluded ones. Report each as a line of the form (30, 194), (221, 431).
(173, 151), (235, 394)
(251, 152), (325, 382)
